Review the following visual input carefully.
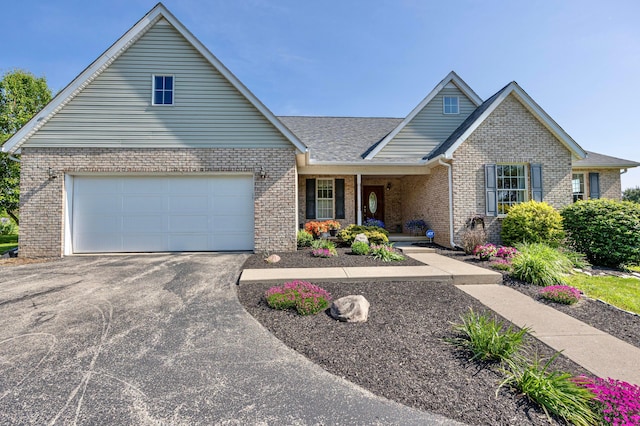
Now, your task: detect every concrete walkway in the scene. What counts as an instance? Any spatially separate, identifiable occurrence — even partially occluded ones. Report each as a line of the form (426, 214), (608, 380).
(458, 284), (640, 385)
(239, 251), (502, 285)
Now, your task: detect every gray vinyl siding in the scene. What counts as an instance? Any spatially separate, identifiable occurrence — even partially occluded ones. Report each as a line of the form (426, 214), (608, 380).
(376, 87), (476, 158)
(27, 20), (291, 149)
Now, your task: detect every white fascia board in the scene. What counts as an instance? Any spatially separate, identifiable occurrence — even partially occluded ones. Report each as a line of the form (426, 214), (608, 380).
(443, 83), (587, 160)
(2, 3), (307, 155)
(364, 71), (482, 160)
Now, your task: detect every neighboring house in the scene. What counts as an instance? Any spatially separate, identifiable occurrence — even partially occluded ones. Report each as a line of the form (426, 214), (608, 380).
(2, 4), (638, 257)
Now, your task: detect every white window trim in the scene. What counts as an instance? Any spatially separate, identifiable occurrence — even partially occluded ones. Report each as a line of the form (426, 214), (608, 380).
(572, 172), (586, 202)
(316, 178), (335, 220)
(151, 74), (175, 106)
(443, 96), (459, 115)
(496, 163), (529, 217)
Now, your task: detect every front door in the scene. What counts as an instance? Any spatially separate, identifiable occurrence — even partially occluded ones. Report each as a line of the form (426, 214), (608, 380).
(362, 185), (384, 224)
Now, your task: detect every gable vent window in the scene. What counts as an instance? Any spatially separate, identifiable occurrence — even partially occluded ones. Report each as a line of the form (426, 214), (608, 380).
(443, 96), (459, 114)
(153, 75), (174, 105)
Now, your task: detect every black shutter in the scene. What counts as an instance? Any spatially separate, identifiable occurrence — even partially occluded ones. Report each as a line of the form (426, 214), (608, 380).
(531, 164), (543, 202)
(485, 164), (497, 216)
(589, 172), (600, 199)
(335, 179), (345, 219)
(305, 179), (316, 219)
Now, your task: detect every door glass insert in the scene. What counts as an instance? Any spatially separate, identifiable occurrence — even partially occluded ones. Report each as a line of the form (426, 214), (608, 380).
(368, 192), (378, 214)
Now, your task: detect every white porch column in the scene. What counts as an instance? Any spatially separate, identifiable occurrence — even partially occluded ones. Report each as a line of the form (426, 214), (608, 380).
(356, 174), (362, 225)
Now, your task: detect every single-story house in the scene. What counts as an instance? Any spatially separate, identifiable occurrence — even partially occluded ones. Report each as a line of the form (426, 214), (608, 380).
(3, 3), (639, 257)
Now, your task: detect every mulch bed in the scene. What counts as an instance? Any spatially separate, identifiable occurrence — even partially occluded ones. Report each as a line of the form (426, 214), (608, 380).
(238, 246), (640, 425)
(243, 247), (424, 268)
(238, 280), (589, 425)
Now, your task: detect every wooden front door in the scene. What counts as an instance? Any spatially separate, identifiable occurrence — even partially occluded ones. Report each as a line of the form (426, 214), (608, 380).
(362, 185), (384, 223)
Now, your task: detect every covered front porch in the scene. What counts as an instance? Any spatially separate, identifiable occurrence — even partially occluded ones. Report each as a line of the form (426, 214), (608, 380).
(297, 165), (454, 248)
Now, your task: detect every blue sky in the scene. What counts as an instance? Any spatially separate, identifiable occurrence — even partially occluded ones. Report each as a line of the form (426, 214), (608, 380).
(3, 0), (639, 189)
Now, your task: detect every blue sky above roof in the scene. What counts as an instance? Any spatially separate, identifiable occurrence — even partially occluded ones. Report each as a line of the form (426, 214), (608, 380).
(2, 0), (639, 188)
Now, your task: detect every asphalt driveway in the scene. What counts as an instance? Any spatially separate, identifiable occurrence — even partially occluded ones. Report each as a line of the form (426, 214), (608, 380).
(0, 254), (456, 425)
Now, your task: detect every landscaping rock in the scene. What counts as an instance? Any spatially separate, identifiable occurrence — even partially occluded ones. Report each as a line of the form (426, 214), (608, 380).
(265, 254), (281, 264)
(330, 295), (370, 322)
(354, 233), (369, 244)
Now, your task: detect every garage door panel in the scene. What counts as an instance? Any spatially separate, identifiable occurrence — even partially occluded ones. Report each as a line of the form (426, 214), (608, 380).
(123, 195), (164, 212)
(168, 196), (208, 211)
(169, 234), (209, 251)
(72, 175), (254, 253)
(122, 178), (166, 193)
(122, 234), (166, 251)
(168, 215), (209, 232)
(122, 215), (163, 232)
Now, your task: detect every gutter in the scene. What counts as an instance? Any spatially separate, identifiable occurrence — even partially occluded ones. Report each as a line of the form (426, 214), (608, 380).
(438, 158), (457, 249)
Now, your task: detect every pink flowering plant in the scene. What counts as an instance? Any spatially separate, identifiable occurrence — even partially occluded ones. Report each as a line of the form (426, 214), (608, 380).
(577, 377), (640, 425)
(473, 243), (498, 260)
(496, 246), (518, 259)
(265, 280), (332, 315)
(312, 248), (336, 258)
(540, 285), (581, 305)
(490, 258), (513, 271)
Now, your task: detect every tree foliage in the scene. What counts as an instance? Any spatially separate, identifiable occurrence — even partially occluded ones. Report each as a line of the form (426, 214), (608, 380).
(623, 186), (640, 203)
(0, 69), (52, 224)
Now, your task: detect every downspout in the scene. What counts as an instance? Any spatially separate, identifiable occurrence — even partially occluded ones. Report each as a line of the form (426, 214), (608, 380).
(621, 168), (628, 175)
(8, 155), (20, 163)
(438, 158), (456, 249)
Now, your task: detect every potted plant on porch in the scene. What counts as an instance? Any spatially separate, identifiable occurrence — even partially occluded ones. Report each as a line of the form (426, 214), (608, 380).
(405, 219), (428, 236)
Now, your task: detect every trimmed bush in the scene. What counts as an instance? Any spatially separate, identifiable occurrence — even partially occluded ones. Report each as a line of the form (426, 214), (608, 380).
(510, 243), (573, 286)
(561, 199), (640, 267)
(337, 225), (389, 245)
(296, 230), (313, 247)
(351, 241), (370, 255)
(501, 201), (564, 247)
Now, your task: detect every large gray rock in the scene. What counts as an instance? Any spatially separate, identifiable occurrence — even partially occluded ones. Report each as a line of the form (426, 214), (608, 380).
(265, 254), (281, 264)
(353, 233), (369, 244)
(330, 295), (370, 323)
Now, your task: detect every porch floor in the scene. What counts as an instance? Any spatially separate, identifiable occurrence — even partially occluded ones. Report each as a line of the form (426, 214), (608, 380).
(387, 233), (430, 243)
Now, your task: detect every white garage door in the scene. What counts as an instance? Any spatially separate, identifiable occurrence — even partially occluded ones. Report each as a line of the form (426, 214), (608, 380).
(72, 175), (254, 253)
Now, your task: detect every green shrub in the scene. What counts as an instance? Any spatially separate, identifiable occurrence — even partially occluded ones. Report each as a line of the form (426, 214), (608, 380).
(351, 241), (370, 255)
(296, 230), (313, 247)
(561, 199), (640, 267)
(447, 308), (529, 363)
(510, 243), (573, 286)
(499, 355), (597, 426)
(501, 201), (564, 247)
(559, 247), (590, 269)
(0, 218), (16, 235)
(337, 225), (389, 245)
(369, 244), (405, 262)
(310, 238), (337, 256)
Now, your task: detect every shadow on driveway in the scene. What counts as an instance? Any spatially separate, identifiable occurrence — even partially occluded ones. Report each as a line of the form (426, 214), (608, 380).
(0, 254), (457, 425)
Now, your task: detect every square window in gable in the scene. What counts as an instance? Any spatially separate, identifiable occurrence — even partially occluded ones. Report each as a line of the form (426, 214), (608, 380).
(152, 75), (174, 105)
(443, 96), (459, 114)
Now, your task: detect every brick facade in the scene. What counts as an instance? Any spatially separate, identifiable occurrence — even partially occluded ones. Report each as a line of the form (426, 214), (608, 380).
(572, 168), (622, 201)
(19, 147), (297, 257)
(451, 94), (573, 244)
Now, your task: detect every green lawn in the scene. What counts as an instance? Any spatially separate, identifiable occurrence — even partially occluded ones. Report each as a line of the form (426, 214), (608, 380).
(566, 274), (640, 315)
(0, 234), (18, 253)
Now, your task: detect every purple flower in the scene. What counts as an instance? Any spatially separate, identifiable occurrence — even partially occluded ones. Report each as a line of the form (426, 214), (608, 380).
(576, 377), (640, 425)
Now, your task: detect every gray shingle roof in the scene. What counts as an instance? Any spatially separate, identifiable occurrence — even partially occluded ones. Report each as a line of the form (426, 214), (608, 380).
(573, 151), (640, 168)
(277, 116), (404, 162)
